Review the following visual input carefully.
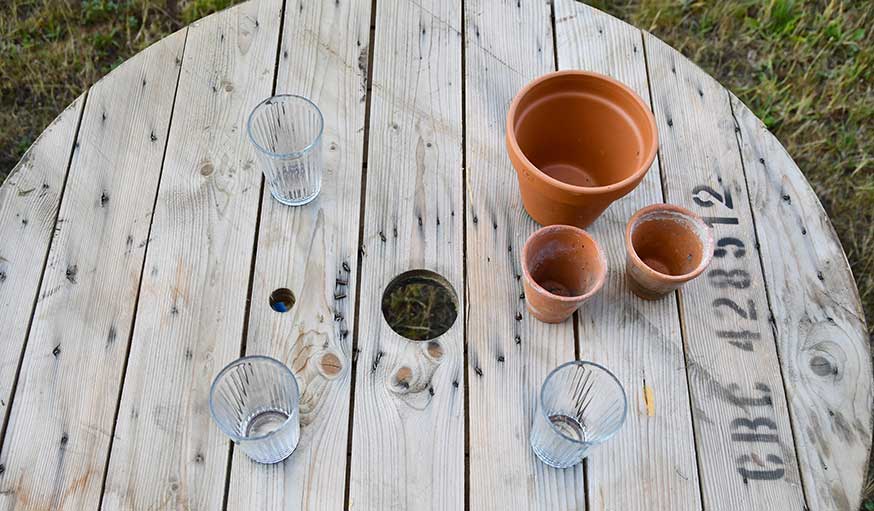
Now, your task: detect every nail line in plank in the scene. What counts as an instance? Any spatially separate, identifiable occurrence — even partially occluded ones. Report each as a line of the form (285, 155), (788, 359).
(96, 26), (191, 511)
(217, 1), (290, 509)
(0, 91), (89, 458)
(343, 0), (379, 507)
(639, 28), (708, 510)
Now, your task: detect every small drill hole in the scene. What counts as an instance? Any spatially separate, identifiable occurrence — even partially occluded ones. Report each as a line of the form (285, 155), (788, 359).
(269, 288), (296, 313)
(381, 269), (458, 341)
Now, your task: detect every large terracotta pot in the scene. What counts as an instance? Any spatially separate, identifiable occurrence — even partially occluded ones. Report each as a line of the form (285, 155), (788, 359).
(506, 71), (658, 228)
(625, 204), (714, 300)
(521, 225), (607, 323)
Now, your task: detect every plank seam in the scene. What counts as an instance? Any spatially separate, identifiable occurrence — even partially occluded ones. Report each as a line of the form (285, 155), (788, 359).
(572, 312), (580, 361)
(727, 94), (811, 510)
(461, 0), (471, 509)
(218, 1), (290, 508)
(0, 90), (89, 457)
(96, 26), (191, 511)
(639, 28), (707, 510)
(549, 0), (559, 82)
(343, 0), (379, 506)
(551, 3), (590, 510)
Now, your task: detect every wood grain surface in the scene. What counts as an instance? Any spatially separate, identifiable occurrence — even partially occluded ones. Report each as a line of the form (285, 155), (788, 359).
(732, 93), (872, 511)
(348, 0), (465, 509)
(101, 2), (282, 509)
(464, 0), (586, 509)
(226, 0), (371, 509)
(555, 2), (702, 509)
(0, 30), (185, 511)
(644, 31), (806, 510)
(0, 1), (867, 509)
(0, 94), (83, 437)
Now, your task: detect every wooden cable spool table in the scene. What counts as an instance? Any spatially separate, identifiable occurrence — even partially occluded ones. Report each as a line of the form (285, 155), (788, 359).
(0, 0), (870, 509)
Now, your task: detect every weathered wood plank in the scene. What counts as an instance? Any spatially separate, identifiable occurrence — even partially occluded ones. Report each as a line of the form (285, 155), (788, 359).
(0, 95), (84, 431)
(554, 2), (702, 509)
(0, 31), (185, 510)
(348, 0), (464, 509)
(225, 0), (371, 508)
(100, 2), (282, 509)
(643, 32), (806, 510)
(731, 94), (872, 511)
(464, 0), (586, 509)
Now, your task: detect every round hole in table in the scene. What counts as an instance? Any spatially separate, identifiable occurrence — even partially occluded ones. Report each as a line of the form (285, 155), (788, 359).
(381, 269), (458, 341)
(269, 288), (296, 313)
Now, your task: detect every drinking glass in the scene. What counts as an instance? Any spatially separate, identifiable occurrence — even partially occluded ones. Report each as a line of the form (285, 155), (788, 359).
(530, 361), (627, 468)
(247, 95), (324, 206)
(209, 355), (301, 464)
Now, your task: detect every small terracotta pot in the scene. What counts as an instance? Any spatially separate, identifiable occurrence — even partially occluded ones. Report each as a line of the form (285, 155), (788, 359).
(521, 225), (607, 323)
(506, 71), (658, 228)
(625, 204), (714, 300)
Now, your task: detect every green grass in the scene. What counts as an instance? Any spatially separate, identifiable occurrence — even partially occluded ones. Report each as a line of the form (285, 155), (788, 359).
(594, 3), (874, 507)
(0, 0), (240, 177)
(382, 277), (459, 341)
(1, 0), (873, 505)
(592, 0), (874, 338)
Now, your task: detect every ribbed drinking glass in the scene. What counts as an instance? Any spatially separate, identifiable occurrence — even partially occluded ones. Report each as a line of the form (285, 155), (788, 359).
(247, 95), (324, 206)
(209, 356), (301, 464)
(530, 361), (628, 468)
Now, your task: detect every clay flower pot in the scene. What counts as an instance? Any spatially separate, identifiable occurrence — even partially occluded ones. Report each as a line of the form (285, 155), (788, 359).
(506, 70), (658, 228)
(625, 204), (714, 300)
(521, 225), (607, 323)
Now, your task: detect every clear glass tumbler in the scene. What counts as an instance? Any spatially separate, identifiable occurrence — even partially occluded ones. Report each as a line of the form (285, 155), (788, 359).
(209, 355), (301, 464)
(530, 361), (628, 468)
(247, 95), (324, 206)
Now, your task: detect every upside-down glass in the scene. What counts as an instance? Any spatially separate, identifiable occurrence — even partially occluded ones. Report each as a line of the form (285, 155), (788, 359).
(247, 95), (324, 206)
(209, 356), (301, 464)
(530, 361), (628, 468)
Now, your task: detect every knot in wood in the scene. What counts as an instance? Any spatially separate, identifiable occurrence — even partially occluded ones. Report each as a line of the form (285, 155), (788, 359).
(426, 341), (444, 360)
(319, 352), (343, 379)
(392, 366), (415, 392)
(809, 355), (836, 377)
(200, 161), (215, 176)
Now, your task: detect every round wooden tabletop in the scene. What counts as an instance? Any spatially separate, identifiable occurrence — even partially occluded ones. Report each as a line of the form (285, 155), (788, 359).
(0, 0), (870, 509)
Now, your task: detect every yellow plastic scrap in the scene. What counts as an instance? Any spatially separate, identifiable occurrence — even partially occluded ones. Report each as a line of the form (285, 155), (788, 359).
(643, 384), (655, 416)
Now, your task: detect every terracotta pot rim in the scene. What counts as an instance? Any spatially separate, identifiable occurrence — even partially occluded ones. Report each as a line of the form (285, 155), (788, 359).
(625, 203), (715, 282)
(522, 224), (607, 303)
(506, 70), (658, 195)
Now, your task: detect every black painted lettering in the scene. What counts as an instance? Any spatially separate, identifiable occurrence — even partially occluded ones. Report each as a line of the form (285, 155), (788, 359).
(732, 432), (779, 442)
(731, 417), (777, 437)
(737, 454), (785, 481)
(712, 297), (757, 320)
(708, 269), (751, 289)
(703, 216), (739, 227)
(717, 330), (761, 340)
(726, 339), (754, 351)
(727, 382), (773, 408)
(713, 237), (746, 258)
(692, 184), (734, 209)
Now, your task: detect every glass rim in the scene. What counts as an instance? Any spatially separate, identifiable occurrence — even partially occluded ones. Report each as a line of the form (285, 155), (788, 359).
(246, 94), (324, 159)
(208, 355), (300, 443)
(538, 360), (628, 446)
